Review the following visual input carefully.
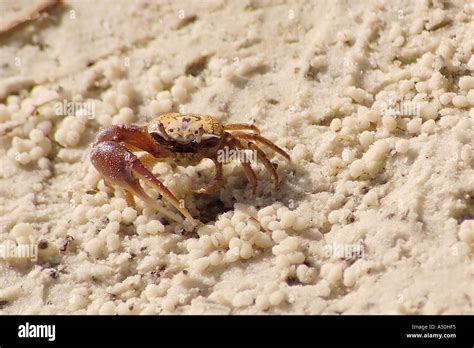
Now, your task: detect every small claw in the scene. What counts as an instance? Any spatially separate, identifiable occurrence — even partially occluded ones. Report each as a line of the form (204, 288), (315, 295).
(124, 190), (136, 207)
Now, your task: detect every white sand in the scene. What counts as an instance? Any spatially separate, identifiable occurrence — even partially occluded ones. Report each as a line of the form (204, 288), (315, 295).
(0, 0), (473, 314)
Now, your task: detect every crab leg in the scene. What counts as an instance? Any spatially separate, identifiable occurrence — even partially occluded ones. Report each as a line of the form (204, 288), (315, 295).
(240, 160), (258, 194)
(90, 141), (194, 225)
(194, 158), (224, 194)
(224, 124), (261, 134)
(230, 132), (291, 161)
(244, 141), (280, 190)
(226, 138), (258, 194)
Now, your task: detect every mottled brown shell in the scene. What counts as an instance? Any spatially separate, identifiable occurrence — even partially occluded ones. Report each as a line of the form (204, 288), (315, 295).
(148, 113), (224, 145)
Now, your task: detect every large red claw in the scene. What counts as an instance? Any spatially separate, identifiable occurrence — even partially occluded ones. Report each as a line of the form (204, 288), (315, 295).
(90, 140), (196, 226)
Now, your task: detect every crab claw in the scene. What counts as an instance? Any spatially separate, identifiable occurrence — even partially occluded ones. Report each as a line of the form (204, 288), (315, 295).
(90, 141), (197, 226)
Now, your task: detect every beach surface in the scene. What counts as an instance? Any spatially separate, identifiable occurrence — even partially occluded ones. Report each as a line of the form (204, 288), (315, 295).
(0, 0), (473, 314)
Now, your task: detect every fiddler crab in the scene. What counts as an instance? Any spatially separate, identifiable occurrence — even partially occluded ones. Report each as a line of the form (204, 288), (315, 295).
(90, 113), (290, 228)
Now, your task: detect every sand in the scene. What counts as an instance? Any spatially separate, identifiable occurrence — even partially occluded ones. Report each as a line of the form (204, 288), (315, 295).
(0, 0), (473, 314)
